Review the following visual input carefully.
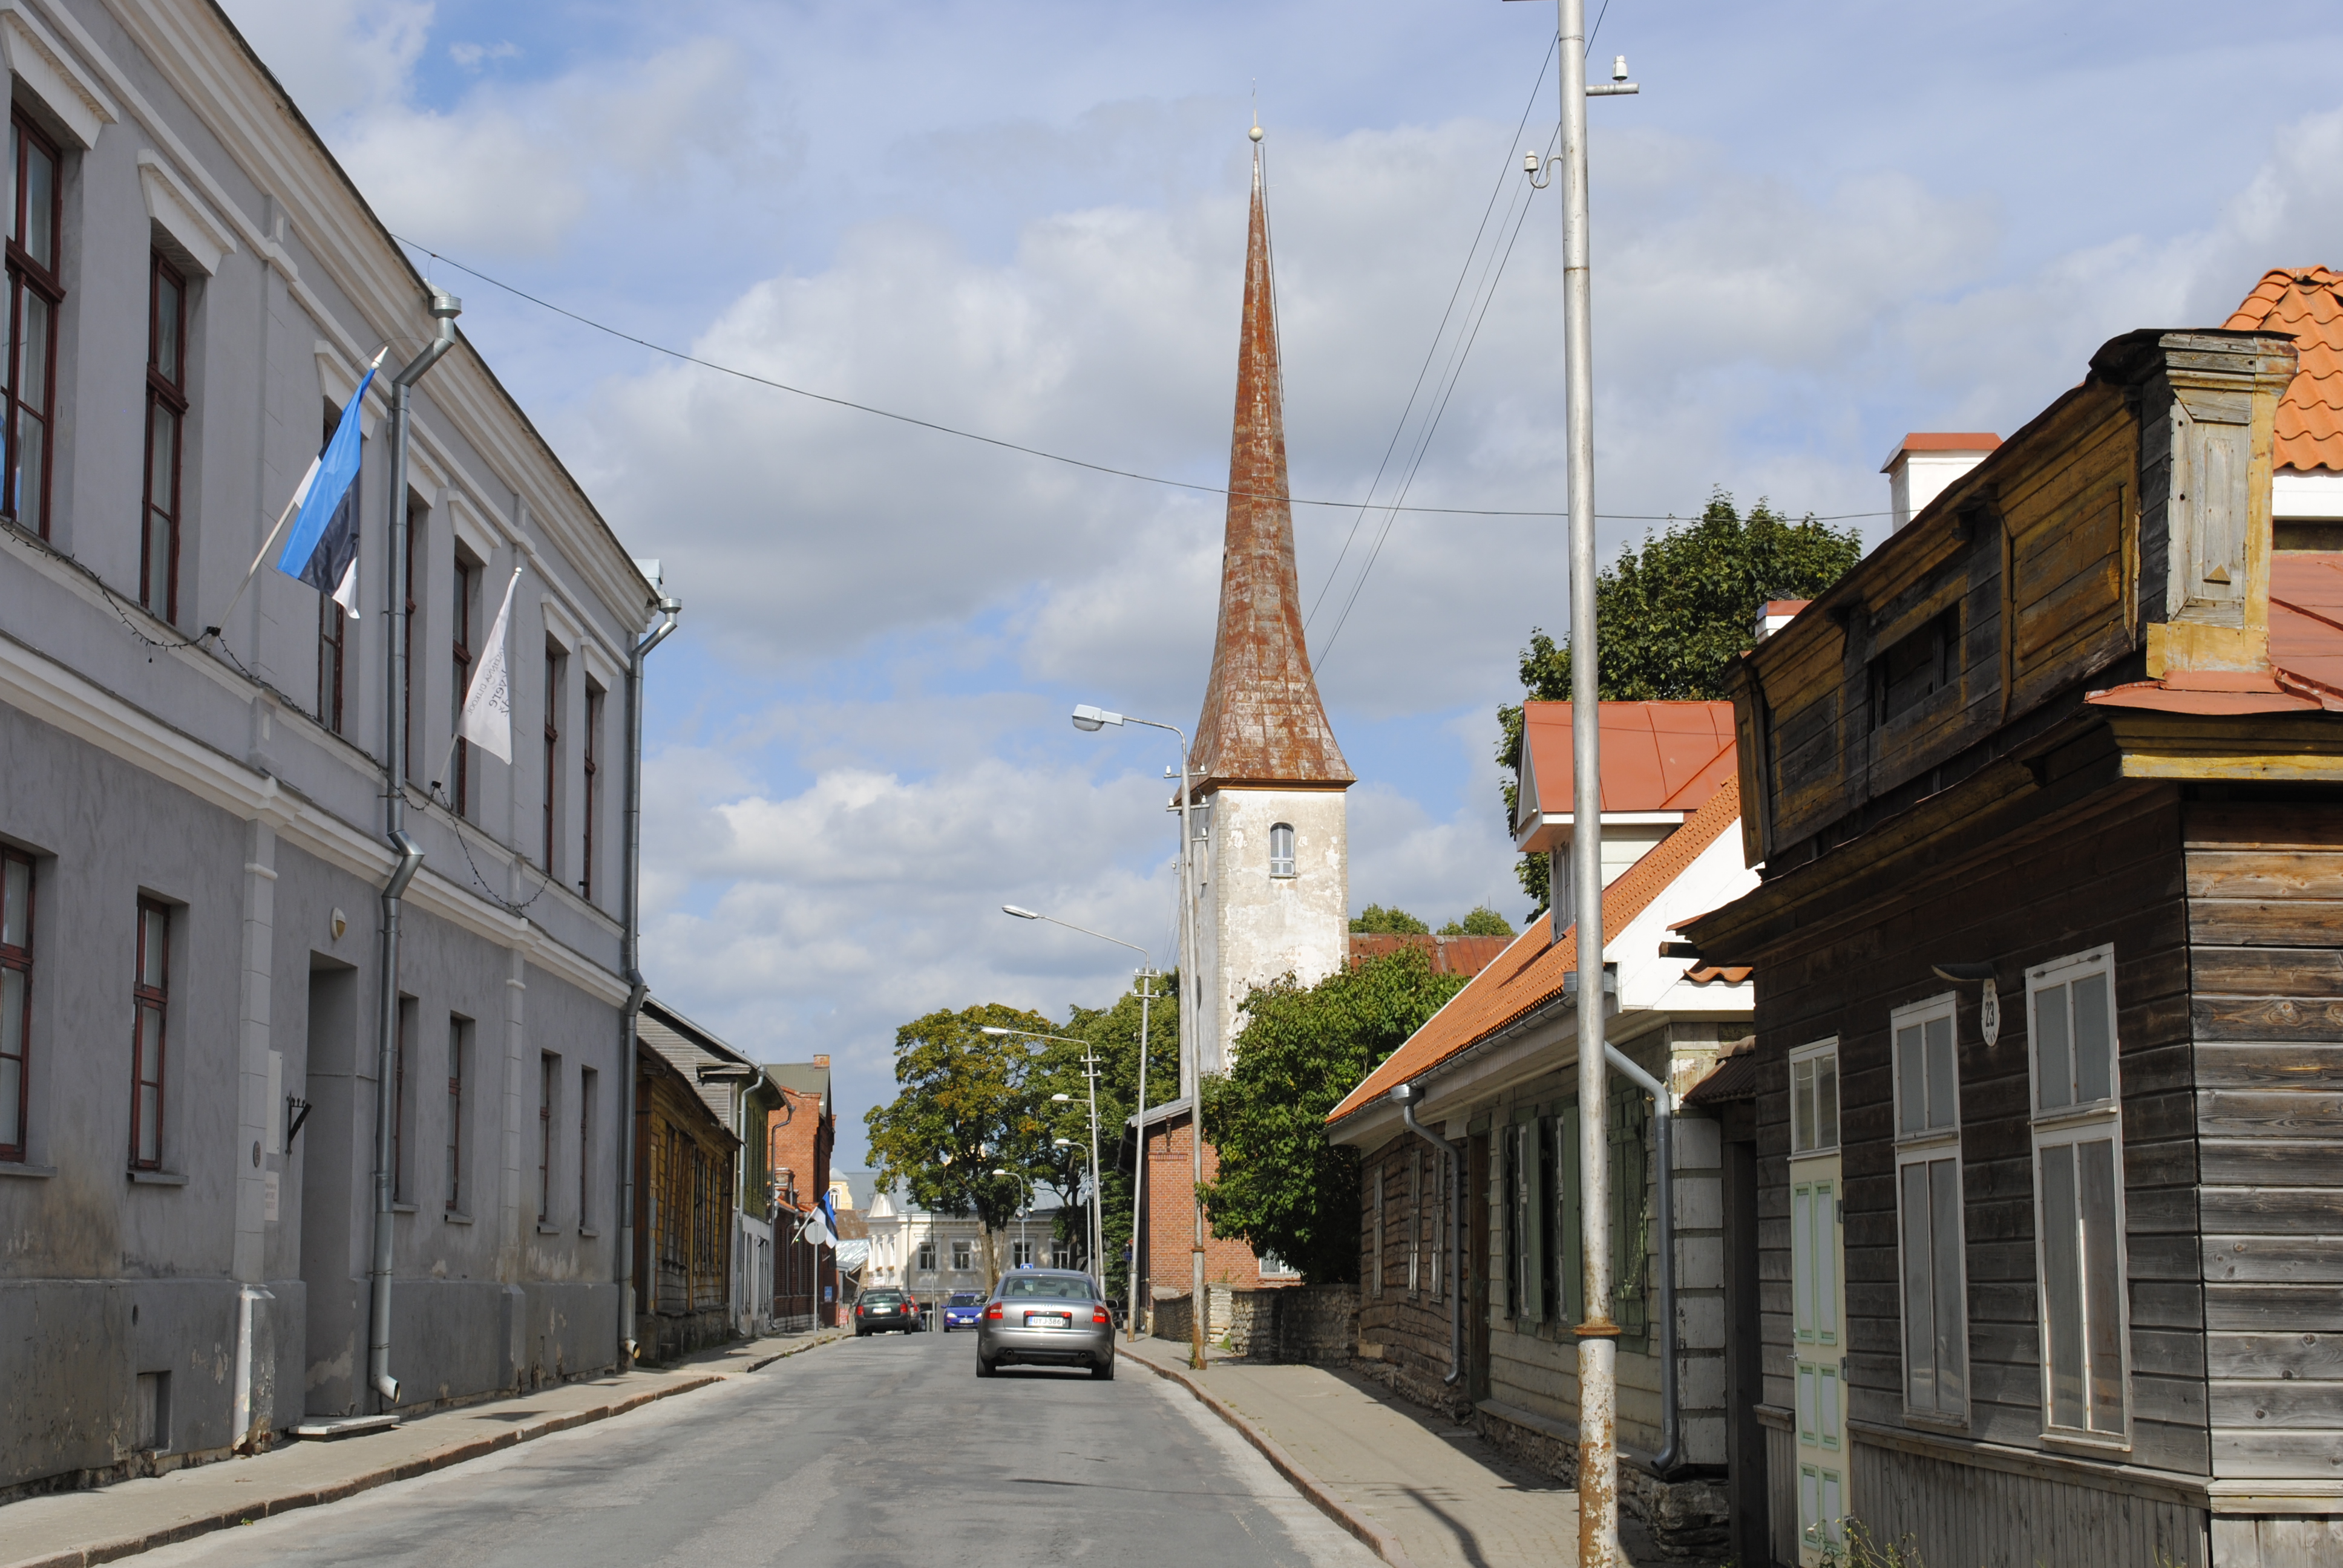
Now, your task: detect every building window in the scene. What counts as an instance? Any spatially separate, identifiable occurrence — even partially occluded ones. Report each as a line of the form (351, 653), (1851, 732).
(0, 849), (32, 1161)
(445, 1018), (468, 1213)
(916, 1239), (936, 1272)
(578, 1067), (596, 1230)
(951, 1238), (971, 1272)
(129, 901), (170, 1171)
(538, 1054), (557, 1223)
(5, 113), (61, 537)
(580, 684), (603, 900)
(1011, 1239), (1034, 1269)
(2028, 947), (2129, 1442)
(1893, 993), (1967, 1420)
(142, 255), (188, 624)
(1049, 1238), (1071, 1269)
(315, 403), (355, 733)
(451, 556), (477, 816)
(1268, 822), (1296, 878)
(402, 509), (420, 780)
(1407, 1146), (1422, 1298)
(543, 644), (564, 871)
(393, 998), (415, 1204)
(1789, 1036), (1844, 1517)
(1371, 1159), (1384, 1298)
(1257, 1247), (1299, 1279)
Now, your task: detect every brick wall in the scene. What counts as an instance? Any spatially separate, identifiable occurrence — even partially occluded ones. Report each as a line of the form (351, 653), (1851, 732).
(1136, 1107), (1290, 1307)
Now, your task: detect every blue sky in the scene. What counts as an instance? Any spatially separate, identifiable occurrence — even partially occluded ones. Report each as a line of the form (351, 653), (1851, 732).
(224, 0), (2343, 1165)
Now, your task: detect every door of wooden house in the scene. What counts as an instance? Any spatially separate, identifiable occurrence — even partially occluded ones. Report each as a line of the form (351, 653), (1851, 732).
(1788, 1039), (1847, 1565)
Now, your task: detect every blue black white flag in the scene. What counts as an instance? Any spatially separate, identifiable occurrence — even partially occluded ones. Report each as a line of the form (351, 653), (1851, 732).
(796, 1191), (839, 1249)
(275, 363), (379, 615)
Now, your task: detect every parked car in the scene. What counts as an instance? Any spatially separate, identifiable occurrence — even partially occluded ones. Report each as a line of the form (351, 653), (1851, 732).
(940, 1290), (986, 1331)
(975, 1269), (1114, 1379)
(854, 1289), (924, 1335)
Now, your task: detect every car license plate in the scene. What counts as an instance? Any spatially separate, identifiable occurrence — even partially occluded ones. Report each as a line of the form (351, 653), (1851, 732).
(1032, 1313), (1069, 1328)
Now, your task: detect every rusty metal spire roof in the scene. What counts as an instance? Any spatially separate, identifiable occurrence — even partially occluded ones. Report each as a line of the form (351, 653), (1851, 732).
(1189, 145), (1353, 792)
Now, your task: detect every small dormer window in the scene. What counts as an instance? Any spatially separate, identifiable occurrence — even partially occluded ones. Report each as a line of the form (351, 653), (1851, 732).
(1269, 823), (1296, 878)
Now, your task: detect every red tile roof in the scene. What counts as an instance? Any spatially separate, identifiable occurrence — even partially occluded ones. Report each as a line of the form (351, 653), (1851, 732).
(1348, 933), (1513, 977)
(2086, 554), (2343, 715)
(2224, 267), (2343, 474)
(1518, 701), (1738, 818)
(1880, 432), (2002, 471)
(1327, 776), (1743, 1126)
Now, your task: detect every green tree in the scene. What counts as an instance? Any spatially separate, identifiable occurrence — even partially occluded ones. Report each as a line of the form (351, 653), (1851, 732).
(1052, 972), (1181, 1302)
(864, 1002), (1059, 1283)
(1349, 903), (1430, 935)
(1198, 948), (1470, 1285)
(1496, 492), (1862, 908)
(1439, 905), (1516, 937)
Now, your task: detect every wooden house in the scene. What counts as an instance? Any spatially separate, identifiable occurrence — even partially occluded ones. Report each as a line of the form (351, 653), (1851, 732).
(1326, 701), (1757, 1562)
(1681, 302), (2343, 1567)
(631, 1021), (739, 1364)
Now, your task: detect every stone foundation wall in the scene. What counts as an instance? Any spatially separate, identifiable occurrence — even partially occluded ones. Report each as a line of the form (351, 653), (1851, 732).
(1223, 1284), (1355, 1363)
(1473, 1402), (1731, 1564)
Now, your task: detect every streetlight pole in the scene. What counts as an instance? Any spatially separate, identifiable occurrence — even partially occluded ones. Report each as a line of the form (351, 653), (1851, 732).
(1517, 4), (1637, 1560)
(981, 1022), (1106, 1292)
(1071, 705), (1207, 1371)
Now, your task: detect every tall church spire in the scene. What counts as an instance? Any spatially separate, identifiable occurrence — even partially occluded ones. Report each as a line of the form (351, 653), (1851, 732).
(1190, 145), (1353, 791)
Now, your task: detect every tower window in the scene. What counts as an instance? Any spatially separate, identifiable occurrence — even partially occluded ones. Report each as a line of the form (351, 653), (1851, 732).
(1269, 823), (1296, 878)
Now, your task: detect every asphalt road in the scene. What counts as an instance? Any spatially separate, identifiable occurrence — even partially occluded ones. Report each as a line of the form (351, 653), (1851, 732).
(137, 1327), (1381, 1568)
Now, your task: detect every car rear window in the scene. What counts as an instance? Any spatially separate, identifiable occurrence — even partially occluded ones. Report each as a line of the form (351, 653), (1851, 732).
(949, 1292), (981, 1305)
(863, 1292), (902, 1304)
(1000, 1276), (1092, 1301)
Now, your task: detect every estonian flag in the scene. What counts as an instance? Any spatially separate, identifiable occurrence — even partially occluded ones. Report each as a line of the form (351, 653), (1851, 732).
(796, 1192), (839, 1249)
(275, 366), (378, 616)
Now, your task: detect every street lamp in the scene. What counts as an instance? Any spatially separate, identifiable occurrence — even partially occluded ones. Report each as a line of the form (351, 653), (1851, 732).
(992, 906), (1162, 1340)
(989, 1168), (1034, 1273)
(1070, 703), (1208, 1370)
(981, 1024), (1106, 1293)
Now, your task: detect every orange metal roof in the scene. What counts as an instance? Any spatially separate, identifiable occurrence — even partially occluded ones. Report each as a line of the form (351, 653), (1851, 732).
(1327, 776), (1742, 1126)
(2086, 554), (2343, 714)
(1763, 599), (1811, 618)
(1879, 432), (2002, 471)
(1519, 701), (1738, 817)
(2224, 267), (2343, 474)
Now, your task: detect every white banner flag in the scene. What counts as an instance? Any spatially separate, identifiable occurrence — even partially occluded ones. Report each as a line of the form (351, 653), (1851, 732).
(456, 566), (522, 763)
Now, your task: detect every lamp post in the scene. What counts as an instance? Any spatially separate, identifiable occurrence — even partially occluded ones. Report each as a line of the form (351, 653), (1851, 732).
(997, 905), (1159, 1340)
(980, 1023), (1104, 1294)
(989, 1168), (1032, 1274)
(1071, 704), (1208, 1371)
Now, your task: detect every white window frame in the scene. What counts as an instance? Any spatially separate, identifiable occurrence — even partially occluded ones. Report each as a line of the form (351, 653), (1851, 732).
(951, 1237), (972, 1272)
(916, 1239), (936, 1272)
(1011, 1238), (1034, 1269)
(1789, 1037), (1843, 1494)
(1891, 992), (1969, 1426)
(1268, 822), (1296, 878)
(2026, 945), (2132, 1449)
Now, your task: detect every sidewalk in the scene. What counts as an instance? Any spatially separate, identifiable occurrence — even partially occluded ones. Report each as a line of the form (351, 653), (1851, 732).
(1119, 1334), (1581, 1567)
(1, 1326), (846, 1568)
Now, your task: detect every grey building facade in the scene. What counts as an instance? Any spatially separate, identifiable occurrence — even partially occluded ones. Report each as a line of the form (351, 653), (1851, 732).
(0, 0), (661, 1493)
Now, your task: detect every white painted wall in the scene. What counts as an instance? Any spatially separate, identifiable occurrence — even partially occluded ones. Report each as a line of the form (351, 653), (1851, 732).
(1192, 786), (1348, 1083)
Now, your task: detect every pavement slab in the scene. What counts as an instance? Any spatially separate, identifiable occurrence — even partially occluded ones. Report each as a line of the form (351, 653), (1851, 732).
(1119, 1333), (1584, 1568)
(0, 1328), (845, 1568)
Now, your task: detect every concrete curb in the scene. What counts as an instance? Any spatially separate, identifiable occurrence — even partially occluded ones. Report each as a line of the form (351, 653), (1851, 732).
(1119, 1346), (1415, 1568)
(5, 1331), (847, 1568)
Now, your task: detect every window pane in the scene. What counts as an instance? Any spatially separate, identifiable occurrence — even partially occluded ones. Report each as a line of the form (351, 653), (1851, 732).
(156, 275), (181, 382)
(1793, 1057), (1814, 1152)
(2080, 1137), (2125, 1432)
(1793, 1184), (1814, 1339)
(1815, 1181), (1837, 1343)
(2040, 1142), (2084, 1428)
(1896, 1024), (1924, 1134)
(149, 403), (177, 509)
(1821, 1472), (1844, 1547)
(2, 855), (27, 945)
(1, 967), (24, 1148)
(1797, 1364), (1815, 1440)
(1817, 1054), (1839, 1150)
(24, 143), (53, 270)
(137, 1083), (160, 1163)
(2037, 980), (2072, 1111)
(1930, 1157), (1966, 1411)
(1800, 1468), (1820, 1550)
(19, 290), (47, 410)
(1901, 1163), (1935, 1408)
(1925, 1014), (1957, 1131)
(141, 910), (168, 987)
(2074, 972), (2114, 1105)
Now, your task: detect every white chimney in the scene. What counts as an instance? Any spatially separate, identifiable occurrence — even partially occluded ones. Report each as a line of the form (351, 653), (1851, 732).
(1753, 599), (1809, 642)
(1883, 433), (2001, 531)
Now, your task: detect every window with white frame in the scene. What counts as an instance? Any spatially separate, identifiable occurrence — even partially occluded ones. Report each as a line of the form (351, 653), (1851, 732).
(951, 1238), (972, 1272)
(1268, 822), (1296, 878)
(916, 1239), (935, 1272)
(1893, 993), (1967, 1420)
(1789, 1039), (1843, 1476)
(1011, 1239), (1034, 1269)
(2028, 947), (2129, 1442)
(1049, 1238), (1071, 1268)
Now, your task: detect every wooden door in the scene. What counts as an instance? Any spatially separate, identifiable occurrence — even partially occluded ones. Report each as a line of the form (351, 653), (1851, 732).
(1789, 1040), (1847, 1564)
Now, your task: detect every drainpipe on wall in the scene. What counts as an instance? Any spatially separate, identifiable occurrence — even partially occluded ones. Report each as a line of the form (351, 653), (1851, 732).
(1387, 1082), (1464, 1388)
(367, 290), (461, 1413)
(1602, 1042), (1680, 1477)
(615, 586), (681, 1365)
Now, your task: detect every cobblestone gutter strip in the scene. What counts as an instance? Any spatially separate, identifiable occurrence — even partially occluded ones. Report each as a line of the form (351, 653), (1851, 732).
(11, 1331), (856, 1568)
(1119, 1347), (1415, 1568)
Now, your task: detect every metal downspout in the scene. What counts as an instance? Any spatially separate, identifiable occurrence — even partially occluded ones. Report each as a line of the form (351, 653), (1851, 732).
(615, 591), (680, 1364)
(367, 291), (460, 1411)
(1388, 1083), (1464, 1387)
(1602, 1042), (1680, 1477)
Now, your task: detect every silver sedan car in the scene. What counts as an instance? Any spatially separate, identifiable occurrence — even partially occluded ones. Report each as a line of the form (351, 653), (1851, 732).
(974, 1269), (1115, 1379)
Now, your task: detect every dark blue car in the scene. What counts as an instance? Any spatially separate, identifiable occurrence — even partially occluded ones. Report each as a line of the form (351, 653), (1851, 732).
(940, 1290), (985, 1331)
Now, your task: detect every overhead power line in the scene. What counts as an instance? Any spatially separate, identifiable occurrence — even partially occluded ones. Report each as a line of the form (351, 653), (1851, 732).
(395, 236), (1892, 529)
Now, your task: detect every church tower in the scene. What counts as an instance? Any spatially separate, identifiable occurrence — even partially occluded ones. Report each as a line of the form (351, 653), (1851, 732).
(1187, 139), (1354, 1086)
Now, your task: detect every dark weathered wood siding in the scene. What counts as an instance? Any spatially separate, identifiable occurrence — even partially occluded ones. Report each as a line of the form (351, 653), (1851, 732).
(2186, 800), (2343, 1485)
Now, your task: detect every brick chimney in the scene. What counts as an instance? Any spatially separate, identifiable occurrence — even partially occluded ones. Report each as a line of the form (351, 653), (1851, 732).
(812, 1054), (829, 1068)
(1883, 433), (2001, 531)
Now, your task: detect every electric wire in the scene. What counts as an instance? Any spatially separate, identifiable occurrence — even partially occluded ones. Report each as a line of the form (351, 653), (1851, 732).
(392, 235), (1893, 529)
